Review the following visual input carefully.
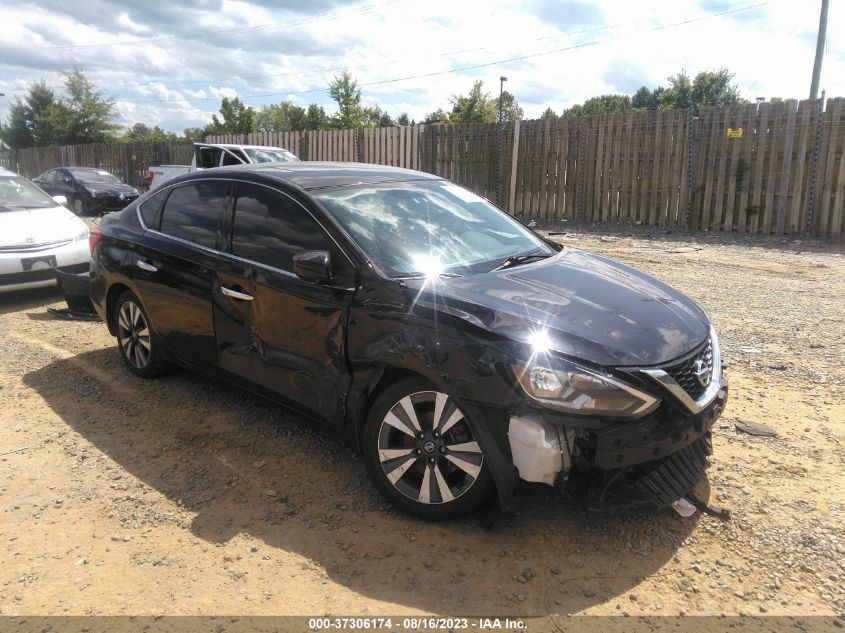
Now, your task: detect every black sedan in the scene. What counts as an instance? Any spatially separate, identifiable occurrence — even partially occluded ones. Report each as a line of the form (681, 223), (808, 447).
(33, 167), (139, 216)
(88, 163), (728, 520)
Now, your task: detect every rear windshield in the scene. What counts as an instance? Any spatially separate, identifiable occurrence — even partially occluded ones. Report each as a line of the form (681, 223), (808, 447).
(0, 174), (58, 211)
(70, 169), (122, 184)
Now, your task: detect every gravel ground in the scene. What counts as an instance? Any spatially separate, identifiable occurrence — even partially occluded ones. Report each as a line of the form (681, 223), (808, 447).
(0, 224), (842, 630)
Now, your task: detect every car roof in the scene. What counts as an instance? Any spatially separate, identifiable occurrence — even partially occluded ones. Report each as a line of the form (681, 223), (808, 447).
(196, 143), (286, 151)
(204, 161), (442, 191)
(0, 167), (16, 177)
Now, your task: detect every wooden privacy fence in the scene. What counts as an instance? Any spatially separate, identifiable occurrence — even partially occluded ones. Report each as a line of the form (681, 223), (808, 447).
(210, 98), (845, 239)
(3, 98), (844, 238)
(0, 140), (195, 191)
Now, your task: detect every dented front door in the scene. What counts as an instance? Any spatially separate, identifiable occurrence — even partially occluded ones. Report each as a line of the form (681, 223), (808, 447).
(212, 182), (354, 426)
(213, 259), (353, 425)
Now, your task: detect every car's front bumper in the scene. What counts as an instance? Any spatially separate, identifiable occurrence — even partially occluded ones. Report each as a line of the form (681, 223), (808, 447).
(582, 376), (728, 469)
(0, 239), (90, 293)
(506, 372), (728, 510)
(89, 194), (137, 213)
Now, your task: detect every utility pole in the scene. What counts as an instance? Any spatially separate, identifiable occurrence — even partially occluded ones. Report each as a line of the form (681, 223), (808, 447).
(809, 0), (829, 98)
(496, 76), (507, 207)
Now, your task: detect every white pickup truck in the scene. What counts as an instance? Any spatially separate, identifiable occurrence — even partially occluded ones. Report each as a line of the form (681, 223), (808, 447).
(147, 143), (299, 190)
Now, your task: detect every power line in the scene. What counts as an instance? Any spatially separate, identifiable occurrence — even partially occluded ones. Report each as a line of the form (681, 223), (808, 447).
(111, 1), (770, 105)
(0, 0), (401, 52)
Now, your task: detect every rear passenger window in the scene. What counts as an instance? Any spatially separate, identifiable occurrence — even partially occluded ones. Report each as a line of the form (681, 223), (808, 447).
(159, 182), (229, 249)
(138, 189), (168, 229)
(231, 184), (329, 273)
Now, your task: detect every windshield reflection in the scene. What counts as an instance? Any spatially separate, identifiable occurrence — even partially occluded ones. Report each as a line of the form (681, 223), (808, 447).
(314, 181), (553, 277)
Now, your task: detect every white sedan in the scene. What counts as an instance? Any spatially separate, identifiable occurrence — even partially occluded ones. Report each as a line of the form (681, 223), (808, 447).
(0, 167), (91, 293)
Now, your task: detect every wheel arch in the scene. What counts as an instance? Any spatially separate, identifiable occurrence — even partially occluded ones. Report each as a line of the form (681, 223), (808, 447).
(105, 282), (132, 336)
(344, 362), (520, 513)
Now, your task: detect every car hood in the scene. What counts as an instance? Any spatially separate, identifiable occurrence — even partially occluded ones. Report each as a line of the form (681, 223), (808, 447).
(0, 206), (88, 247)
(412, 248), (710, 367)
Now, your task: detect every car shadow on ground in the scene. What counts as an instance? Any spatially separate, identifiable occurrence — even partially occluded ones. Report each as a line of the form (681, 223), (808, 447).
(0, 286), (64, 315)
(23, 348), (703, 616)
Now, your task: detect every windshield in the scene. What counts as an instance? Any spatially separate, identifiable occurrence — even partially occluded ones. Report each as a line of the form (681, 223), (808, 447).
(69, 169), (122, 185)
(314, 180), (554, 277)
(243, 148), (300, 163)
(0, 174), (59, 211)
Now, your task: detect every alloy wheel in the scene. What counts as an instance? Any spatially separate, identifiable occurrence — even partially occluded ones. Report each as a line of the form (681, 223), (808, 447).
(117, 300), (151, 370)
(377, 391), (483, 505)
(73, 198), (84, 215)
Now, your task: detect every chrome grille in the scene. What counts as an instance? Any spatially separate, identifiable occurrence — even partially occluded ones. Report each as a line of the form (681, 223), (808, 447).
(664, 339), (713, 400)
(0, 239), (73, 253)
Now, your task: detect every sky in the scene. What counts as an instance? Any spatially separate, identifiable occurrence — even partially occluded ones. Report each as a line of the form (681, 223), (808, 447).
(0, 0), (842, 134)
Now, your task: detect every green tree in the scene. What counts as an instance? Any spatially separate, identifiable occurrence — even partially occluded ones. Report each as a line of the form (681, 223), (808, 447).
(493, 90), (523, 121)
(540, 107), (558, 121)
(123, 123), (176, 142)
(631, 86), (663, 110)
(362, 106), (394, 127)
(329, 71), (364, 129)
(562, 94), (632, 117)
(396, 113), (411, 126)
(183, 127), (205, 141)
(660, 68), (746, 113)
(449, 80), (496, 124)
(305, 103), (329, 130)
(256, 101), (307, 132)
(1, 76), (108, 149)
(50, 69), (120, 144)
(0, 101), (34, 149)
(423, 109), (450, 124)
(205, 97), (255, 135)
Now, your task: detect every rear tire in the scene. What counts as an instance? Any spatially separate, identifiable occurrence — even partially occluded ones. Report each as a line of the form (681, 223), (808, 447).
(362, 377), (494, 520)
(113, 290), (168, 378)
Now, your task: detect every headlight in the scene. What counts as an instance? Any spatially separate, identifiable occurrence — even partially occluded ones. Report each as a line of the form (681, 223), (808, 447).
(513, 359), (659, 417)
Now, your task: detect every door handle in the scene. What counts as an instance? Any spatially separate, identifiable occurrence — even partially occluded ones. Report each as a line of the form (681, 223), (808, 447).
(136, 260), (157, 272)
(221, 286), (254, 301)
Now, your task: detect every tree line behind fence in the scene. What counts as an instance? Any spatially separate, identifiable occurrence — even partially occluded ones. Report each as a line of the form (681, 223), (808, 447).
(1, 98), (843, 239)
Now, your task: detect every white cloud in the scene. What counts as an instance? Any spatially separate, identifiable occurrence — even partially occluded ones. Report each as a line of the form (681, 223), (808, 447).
(1, 0), (842, 132)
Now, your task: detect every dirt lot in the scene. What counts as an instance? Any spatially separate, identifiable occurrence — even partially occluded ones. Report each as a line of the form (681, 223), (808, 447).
(0, 225), (843, 629)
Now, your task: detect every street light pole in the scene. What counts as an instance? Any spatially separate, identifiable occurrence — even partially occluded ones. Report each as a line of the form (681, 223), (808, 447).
(809, 0), (829, 99)
(496, 76), (507, 208)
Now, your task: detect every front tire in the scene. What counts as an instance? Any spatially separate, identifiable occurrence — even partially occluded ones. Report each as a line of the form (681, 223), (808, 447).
(73, 196), (86, 217)
(114, 290), (168, 378)
(362, 378), (494, 520)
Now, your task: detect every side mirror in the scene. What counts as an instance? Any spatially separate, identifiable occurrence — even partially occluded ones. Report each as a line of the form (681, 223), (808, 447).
(52, 195), (68, 206)
(293, 250), (331, 283)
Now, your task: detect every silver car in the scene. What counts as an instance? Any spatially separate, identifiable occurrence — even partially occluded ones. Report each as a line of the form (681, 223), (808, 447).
(0, 167), (90, 293)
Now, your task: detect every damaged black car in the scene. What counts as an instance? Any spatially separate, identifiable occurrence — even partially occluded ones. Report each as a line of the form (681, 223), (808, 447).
(88, 163), (728, 520)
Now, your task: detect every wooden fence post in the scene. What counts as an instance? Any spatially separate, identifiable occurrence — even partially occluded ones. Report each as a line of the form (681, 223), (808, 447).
(508, 120), (521, 214)
(684, 106), (695, 227)
(775, 100), (799, 235)
(575, 119), (588, 221)
(805, 95), (826, 235)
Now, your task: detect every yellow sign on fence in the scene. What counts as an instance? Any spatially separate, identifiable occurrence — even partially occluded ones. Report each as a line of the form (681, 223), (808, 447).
(727, 128), (743, 138)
